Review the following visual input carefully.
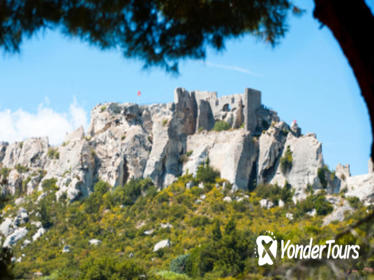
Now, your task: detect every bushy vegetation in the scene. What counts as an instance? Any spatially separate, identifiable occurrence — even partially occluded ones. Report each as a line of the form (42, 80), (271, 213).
(15, 164), (29, 173)
(347, 196), (362, 209)
(0, 167), (11, 184)
(195, 159), (220, 184)
(0, 166), (370, 279)
(318, 165), (335, 188)
(213, 121), (231, 132)
(280, 146), (293, 174)
(47, 147), (60, 160)
(295, 193), (333, 217)
(255, 182), (294, 205)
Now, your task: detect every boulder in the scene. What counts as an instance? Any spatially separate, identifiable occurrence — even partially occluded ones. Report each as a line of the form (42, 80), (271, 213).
(32, 228), (46, 241)
(62, 245), (71, 253)
(3, 227), (28, 247)
(153, 239), (170, 252)
(0, 218), (14, 237)
(89, 239), (102, 246)
(259, 199), (273, 209)
(223, 196), (232, 203)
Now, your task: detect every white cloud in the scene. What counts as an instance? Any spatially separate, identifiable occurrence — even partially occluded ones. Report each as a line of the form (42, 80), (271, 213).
(0, 99), (88, 145)
(205, 61), (262, 77)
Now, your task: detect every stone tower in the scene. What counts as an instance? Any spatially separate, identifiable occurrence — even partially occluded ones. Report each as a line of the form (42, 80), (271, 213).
(244, 88), (261, 133)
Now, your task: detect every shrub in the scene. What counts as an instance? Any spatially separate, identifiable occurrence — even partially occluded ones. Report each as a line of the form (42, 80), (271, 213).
(318, 165), (335, 188)
(162, 119), (168, 126)
(190, 216), (211, 227)
(213, 120), (231, 132)
(179, 154), (189, 164)
(47, 147), (60, 160)
(79, 257), (145, 280)
(15, 164), (29, 173)
(195, 159), (220, 184)
(347, 196), (362, 209)
(280, 146), (293, 174)
(0, 167), (11, 183)
(100, 105), (107, 112)
(0, 248), (13, 279)
(295, 194), (333, 217)
(94, 180), (111, 195)
(170, 254), (190, 274)
(42, 178), (58, 192)
(281, 181), (294, 203)
(306, 184), (314, 194)
(314, 195), (333, 215)
(84, 181), (111, 214)
(157, 270), (191, 280)
(111, 178), (154, 206)
(255, 183), (293, 205)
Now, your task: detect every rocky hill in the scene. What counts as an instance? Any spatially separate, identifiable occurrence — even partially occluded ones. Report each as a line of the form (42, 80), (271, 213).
(1, 87), (374, 279)
(1, 87), (373, 204)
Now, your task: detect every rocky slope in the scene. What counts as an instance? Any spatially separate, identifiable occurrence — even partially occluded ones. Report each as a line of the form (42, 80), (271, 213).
(0, 87), (373, 205)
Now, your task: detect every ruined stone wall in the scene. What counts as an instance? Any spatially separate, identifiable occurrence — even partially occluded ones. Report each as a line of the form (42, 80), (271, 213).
(244, 88), (261, 133)
(175, 87), (262, 133)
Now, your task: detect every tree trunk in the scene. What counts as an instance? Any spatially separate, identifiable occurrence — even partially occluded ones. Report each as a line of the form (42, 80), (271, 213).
(313, 0), (374, 170)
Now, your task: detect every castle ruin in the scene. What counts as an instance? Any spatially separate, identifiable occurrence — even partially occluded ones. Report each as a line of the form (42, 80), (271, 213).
(174, 87), (267, 135)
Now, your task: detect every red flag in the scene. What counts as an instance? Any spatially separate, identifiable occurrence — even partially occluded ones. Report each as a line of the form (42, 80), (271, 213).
(137, 90), (141, 96)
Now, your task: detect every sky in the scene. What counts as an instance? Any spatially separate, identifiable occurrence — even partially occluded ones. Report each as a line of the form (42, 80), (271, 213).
(0, 1), (373, 175)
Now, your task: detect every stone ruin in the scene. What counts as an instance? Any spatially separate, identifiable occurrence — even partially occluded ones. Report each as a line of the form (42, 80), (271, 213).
(174, 87), (276, 135)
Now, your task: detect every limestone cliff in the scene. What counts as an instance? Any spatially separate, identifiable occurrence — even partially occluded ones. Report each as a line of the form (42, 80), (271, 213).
(0, 87), (373, 204)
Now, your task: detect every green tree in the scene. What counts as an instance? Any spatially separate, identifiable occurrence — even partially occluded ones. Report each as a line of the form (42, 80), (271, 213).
(212, 220), (222, 241)
(195, 159), (220, 184)
(0, 248), (13, 280)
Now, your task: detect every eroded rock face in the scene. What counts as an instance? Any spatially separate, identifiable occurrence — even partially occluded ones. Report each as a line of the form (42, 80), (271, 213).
(2, 138), (48, 168)
(345, 174), (374, 205)
(196, 99), (214, 131)
(270, 133), (324, 199)
(0, 87), (372, 205)
(183, 130), (257, 189)
(257, 122), (288, 184)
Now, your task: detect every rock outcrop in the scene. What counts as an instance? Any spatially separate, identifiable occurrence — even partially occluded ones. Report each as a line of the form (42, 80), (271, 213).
(0, 87), (372, 205)
(270, 133), (324, 199)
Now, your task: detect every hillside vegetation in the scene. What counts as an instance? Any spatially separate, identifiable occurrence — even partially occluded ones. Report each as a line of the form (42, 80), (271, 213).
(1, 163), (372, 279)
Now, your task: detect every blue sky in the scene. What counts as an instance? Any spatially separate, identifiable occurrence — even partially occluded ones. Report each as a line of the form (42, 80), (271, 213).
(0, 1), (373, 175)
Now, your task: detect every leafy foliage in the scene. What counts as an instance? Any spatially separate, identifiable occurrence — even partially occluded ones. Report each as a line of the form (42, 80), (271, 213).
(0, 167), (11, 184)
(0, 0), (296, 73)
(317, 165), (335, 189)
(255, 182), (294, 205)
(280, 145), (293, 174)
(195, 160), (220, 184)
(213, 121), (231, 132)
(1, 172), (368, 280)
(170, 254), (190, 274)
(347, 196), (362, 209)
(47, 148), (60, 160)
(295, 193), (333, 217)
(15, 164), (29, 173)
(0, 248), (13, 280)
